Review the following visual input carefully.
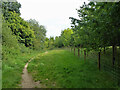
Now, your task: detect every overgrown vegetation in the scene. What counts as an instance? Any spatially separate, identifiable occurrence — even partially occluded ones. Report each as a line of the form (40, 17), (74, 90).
(2, 17), (44, 88)
(1, 1), (47, 88)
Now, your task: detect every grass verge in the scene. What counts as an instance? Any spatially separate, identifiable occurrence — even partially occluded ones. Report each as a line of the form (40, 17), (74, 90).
(2, 45), (44, 88)
(28, 49), (119, 88)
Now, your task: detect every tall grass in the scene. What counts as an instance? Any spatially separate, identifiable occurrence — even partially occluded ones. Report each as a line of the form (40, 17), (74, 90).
(2, 22), (43, 88)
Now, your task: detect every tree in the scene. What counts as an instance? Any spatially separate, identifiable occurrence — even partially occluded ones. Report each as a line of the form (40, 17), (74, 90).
(44, 37), (49, 48)
(69, 2), (120, 69)
(2, 1), (21, 20)
(54, 36), (64, 48)
(28, 19), (46, 50)
(61, 28), (73, 47)
(2, 19), (19, 49)
(48, 37), (54, 49)
(6, 11), (35, 47)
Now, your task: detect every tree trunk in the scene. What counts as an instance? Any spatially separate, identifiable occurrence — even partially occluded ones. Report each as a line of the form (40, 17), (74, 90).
(81, 50), (82, 55)
(78, 48), (80, 57)
(104, 47), (105, 54)
(98, 51), (101, 71)
(118, 46), (120, 67)
(112, 45), (115, 66)
(84, 50), (86, 60)
(115, 46), (117, 56)
(117, 46), (120, 86)
(79, 48), (81, 56)
(74, 48), (75, 56)
(118, 48), (120, 86)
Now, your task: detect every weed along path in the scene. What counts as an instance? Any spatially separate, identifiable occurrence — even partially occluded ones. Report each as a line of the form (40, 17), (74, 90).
(21, 57), (42, 88)
(26, 49), (118, 88)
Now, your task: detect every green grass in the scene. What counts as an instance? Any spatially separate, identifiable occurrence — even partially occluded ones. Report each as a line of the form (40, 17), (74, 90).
(0, 60), (1, 89)
(28, 49), (119, 88)
(2, 45), (43, 88)
(71, 47), (120, 78)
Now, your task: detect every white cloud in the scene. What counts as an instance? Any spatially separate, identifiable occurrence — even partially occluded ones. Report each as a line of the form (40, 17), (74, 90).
(17, 0), (89, 38)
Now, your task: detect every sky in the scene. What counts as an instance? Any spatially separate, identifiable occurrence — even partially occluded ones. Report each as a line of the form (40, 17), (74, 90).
(17, 0), (89, 38)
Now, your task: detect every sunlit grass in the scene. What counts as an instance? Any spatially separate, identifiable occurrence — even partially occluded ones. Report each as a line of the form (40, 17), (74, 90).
(28, 49), (118, 88)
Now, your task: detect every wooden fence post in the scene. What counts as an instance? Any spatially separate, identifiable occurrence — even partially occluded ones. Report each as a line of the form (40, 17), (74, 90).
(84, 50), (86, 60)
(104, 47), (105, 54)
(78, 48), (80, 57)
(74, 48), (75, 56)
(98, 51), (101, 71)
(112, 45), (115, 66)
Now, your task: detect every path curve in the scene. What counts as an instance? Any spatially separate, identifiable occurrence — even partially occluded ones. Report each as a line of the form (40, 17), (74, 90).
(21, 59), (41, 88)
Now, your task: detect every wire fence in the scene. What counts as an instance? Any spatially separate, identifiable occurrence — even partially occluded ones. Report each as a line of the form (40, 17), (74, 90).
(67, 47), (120, 87)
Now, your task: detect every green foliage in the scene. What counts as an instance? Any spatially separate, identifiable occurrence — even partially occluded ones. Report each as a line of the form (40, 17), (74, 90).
(28, 19), (46, 50)
(2, 20), (40, 88)
(48, 37), (55, 49)
(2, 1), (47, 88)
(2, 2), (47, 49)
(69, 2), (120, 51)
(2, 20), (20, 50)
(54, 36), (63, 48)
(61, 28), (73, 47)
(44, 37), (49, 48)
(2, 1), (120, 88)
(6, 12), (35, 47)
(2, 3), (47, 88)
(2, 1), (21, 19)
(53, 28), (73, 48)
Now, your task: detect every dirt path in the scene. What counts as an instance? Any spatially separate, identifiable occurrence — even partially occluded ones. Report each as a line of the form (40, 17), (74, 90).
(21, 51), (48, 88)
(45, 51), (48, 54)
(21, 59), (41, 88)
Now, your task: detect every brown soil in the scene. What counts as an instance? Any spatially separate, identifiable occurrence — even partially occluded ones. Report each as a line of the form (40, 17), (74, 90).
(21, 51), (49, 88)
(44, 51), (48, 54)
(21, 60), (41, 88)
